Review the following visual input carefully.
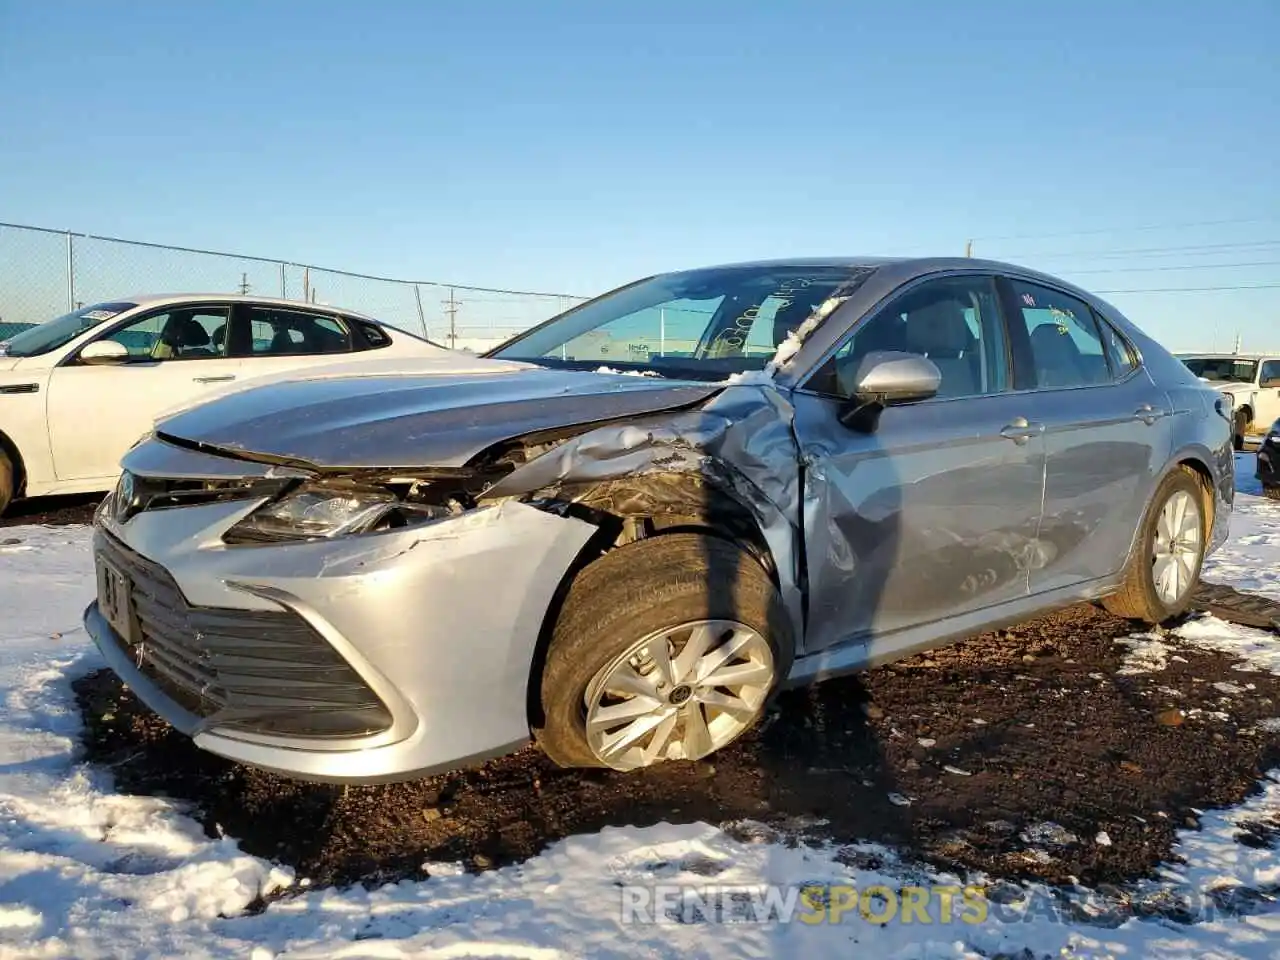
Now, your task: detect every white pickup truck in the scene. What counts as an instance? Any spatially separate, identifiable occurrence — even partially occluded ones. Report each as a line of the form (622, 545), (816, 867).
(1176, 353), (1280, 449)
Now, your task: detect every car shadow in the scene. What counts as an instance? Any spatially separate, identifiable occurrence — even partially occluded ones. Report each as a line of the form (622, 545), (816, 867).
(0, 493), (102, 527)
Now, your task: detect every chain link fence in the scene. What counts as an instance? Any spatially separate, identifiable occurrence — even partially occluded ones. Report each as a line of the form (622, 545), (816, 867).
(0, 222), (589, 352)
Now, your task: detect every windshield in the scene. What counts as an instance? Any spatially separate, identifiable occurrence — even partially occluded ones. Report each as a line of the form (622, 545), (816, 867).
(2, 302), (138, 358)
(1180, 356), (1258, 384)
(489, 264), (877, 380)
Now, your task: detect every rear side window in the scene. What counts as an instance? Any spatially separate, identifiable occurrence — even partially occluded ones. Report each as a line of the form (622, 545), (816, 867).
(1097, 315), (1139, 379)
(242, 308), (353, 357)
(356, 321), (391, 349)
(1006, 279), (1110, 389)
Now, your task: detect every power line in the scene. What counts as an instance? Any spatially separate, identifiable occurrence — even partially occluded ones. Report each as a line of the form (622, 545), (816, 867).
(971, 216), (1280, 243)
(1004, 239), (1280, 261)
(1092, 282), (1280, 294)
(1066, 259), (1280, 275)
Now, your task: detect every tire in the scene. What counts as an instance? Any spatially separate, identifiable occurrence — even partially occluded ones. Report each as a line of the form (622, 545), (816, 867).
(0, 450), (12, 517)
(533, 532), (793, 771)
(1100, 466), (1209, 623)
(1264, 486), (1280, 501)
(1233, 410), (1248, 451)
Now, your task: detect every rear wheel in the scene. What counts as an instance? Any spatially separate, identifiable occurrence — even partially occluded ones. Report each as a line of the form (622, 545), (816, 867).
(0, 451), (12, 517)
(1233, 409), (1248, 450)
(1101, 467), (1208, 623)
(534, 533), (792, 771)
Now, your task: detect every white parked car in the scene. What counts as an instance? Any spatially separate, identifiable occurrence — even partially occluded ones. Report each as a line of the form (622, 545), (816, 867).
(1176, 353), (1280, 449)
(0, 294), (467, 515)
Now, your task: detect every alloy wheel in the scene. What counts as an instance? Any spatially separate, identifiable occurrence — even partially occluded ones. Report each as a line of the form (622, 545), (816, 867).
(1151, 489), (1203, 605)
(583, 619), (775, 771)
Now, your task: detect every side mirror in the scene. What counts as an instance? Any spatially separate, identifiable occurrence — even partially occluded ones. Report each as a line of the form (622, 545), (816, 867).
(79, 340), (130, 365)
(838, 351), (941, 432)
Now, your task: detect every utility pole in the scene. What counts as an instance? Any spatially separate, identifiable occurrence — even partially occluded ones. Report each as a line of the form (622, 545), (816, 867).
(442, 289), (459, 349)
(1234, 331), (1242, 354)
(238, 272), (250, 295)
(964, 239), (973, 258)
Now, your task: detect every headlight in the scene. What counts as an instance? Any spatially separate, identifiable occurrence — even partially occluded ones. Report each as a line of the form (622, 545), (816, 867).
(225, 482), (456, 544)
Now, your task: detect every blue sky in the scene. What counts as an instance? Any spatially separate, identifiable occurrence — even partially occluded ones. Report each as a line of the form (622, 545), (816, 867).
(1, 0), (1278, 348)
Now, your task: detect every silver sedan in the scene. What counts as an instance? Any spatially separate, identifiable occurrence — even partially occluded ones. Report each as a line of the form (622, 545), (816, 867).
(83, 257), (1234, 782)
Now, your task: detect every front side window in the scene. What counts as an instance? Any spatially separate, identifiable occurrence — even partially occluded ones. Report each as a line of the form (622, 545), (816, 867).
(1261, 360), (1280, 387)
(490, 264), (878, 380)
(243, 308), (353, 357)
(1006, 280), (1110, 389)
(99, 307), (231, 361)
(807, 275), (1010, 400)
(1180, 356), (1258, 384)
(2, 301), (137, 358)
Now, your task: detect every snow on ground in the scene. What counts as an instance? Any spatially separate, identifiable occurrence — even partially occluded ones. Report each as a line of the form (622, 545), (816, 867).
(1201, 454), (1280, 602)
(2, 458), (1280, 958)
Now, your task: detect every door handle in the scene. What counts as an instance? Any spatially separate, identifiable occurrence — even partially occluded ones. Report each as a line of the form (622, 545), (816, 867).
(1000, 417), (1044, 445)
(193, 375), (236, 384)
(1133, 404), (1168, 426)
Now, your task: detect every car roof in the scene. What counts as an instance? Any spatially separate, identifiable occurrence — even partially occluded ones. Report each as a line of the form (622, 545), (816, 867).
(672, 255), (1108, 299)
(111, 293), (379, 322)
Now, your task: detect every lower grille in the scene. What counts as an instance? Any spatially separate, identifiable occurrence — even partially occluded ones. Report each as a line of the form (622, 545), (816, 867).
(94, 528), (392, 739)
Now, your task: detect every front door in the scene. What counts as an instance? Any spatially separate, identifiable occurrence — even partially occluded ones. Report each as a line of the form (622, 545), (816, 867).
(1255, 359), (1280, 429)
(793, 273), (1047, 655)
(46, 304), (242, 482)
(997, 276), (1173, 593)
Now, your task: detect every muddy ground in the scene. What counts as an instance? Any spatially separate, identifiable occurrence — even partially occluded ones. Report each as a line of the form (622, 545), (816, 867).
(75, 602), (1280, 898)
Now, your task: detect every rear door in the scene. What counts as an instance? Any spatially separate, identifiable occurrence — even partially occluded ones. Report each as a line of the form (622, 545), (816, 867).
(792, 272), (1047, 655)
(997, 276), (1174, 594)
(46, 303), (241, 482)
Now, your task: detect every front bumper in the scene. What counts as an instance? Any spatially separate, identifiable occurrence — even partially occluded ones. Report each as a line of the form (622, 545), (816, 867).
(83, 497), (595, 783)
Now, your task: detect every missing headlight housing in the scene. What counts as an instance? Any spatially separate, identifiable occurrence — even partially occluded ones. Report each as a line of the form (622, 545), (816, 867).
(223, 479), (464, 545)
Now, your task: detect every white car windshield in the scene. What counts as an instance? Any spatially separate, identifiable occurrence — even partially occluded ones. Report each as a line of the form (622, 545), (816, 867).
(489, 264), (876, 381)
(1181, 356), (1257, 384)
(3, 302), (137, 358)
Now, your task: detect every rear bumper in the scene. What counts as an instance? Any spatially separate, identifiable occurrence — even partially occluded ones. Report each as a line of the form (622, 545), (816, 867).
(83, 498), (596, 784)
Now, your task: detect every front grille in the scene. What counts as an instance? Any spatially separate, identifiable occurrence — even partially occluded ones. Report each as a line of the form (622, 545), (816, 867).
(94, 529), (392, 739)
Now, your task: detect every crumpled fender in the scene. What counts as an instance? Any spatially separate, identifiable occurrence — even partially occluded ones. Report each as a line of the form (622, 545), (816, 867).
(480, 383), (807, 644)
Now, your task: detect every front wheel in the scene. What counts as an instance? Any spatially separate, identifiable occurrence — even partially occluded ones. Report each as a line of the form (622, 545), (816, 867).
(1100, 466), (1208, 623)
(534, 533), (792, 771)
(1233, 409), (1248, 450)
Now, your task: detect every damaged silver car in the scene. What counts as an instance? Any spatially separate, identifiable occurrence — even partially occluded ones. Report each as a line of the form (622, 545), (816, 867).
(83, 257), (1235, 783)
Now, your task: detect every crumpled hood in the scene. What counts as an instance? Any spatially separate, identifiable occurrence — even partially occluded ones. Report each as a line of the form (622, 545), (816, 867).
(154, 362), (723, 469)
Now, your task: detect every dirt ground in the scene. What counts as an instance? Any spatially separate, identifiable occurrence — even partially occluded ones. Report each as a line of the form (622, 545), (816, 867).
(0, 493), (101, 528)
(75, 601), (1280, 899)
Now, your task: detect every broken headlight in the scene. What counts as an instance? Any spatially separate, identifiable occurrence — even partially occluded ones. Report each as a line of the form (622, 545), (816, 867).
(224, 482), (456, 544)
